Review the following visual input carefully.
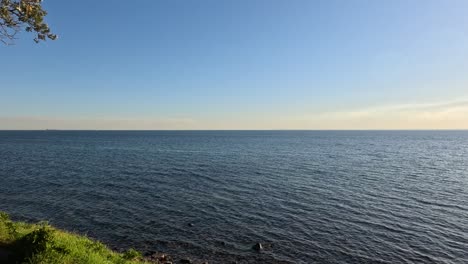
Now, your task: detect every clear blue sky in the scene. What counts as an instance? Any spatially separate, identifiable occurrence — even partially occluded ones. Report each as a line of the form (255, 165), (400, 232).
(1, 0), (468, 129)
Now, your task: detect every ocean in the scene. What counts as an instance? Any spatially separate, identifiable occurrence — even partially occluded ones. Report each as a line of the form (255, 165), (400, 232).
(0, 130), (467, 263)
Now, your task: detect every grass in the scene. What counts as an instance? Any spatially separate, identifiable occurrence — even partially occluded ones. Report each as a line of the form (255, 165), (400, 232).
(0, 212), (150, 264)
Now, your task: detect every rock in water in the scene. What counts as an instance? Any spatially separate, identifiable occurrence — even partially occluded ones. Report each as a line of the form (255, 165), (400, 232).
(252, 242), (263, 251)
(180, 258), (192, 263)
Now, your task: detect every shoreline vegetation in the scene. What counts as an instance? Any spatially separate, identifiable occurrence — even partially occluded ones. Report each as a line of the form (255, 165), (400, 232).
(0, 212), (193, 264)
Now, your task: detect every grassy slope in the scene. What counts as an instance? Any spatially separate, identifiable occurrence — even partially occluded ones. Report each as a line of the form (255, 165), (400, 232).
(0, 212), (149, 264)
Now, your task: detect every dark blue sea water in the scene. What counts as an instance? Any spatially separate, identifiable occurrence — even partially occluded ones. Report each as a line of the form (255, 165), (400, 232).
(1, 131), (467, 263)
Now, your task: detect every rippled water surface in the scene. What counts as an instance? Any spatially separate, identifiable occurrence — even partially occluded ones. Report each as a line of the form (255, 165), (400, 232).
(1, 131), (467, 263)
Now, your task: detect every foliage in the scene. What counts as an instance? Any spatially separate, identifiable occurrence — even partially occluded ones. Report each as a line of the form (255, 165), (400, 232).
(0, 0), (56, 44)
(123, 248), (143, 260)
(0, 211), (148, 264)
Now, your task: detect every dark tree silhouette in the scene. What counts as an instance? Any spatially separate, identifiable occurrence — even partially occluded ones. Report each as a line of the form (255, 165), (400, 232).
(0, 0), (56, 45)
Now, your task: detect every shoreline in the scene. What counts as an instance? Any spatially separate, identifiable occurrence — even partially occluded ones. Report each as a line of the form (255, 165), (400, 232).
(0, 211), (199, 264)
(0, 211), (289, 264)
(0, 211), (293, 264)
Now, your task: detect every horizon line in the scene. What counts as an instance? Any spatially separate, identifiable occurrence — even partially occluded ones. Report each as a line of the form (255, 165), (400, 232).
(1, 129), (467, 132)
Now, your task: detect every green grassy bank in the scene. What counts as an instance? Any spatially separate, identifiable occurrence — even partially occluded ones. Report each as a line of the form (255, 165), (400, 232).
(0, 212), (149, 264)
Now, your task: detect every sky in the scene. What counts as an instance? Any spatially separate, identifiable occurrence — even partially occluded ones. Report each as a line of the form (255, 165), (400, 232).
(1, 0), (468, 130)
